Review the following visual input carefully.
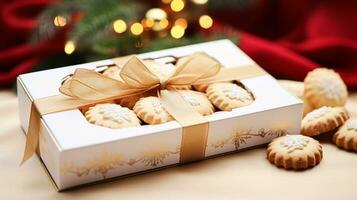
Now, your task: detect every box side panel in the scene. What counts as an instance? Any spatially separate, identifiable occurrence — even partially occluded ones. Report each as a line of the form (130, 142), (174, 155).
(58, 127), (181, 190)
(17, 77), (32, 132)
(39, 119), (61, 189)
(205, 103), (303, 157)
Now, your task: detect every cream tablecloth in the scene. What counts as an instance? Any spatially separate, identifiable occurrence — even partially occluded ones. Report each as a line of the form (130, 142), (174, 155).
(1, 90), (357, 200)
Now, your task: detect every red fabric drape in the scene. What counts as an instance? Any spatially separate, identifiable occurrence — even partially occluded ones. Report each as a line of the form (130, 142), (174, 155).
(212, 0), (357, 88)
(0, 0), (356, 88)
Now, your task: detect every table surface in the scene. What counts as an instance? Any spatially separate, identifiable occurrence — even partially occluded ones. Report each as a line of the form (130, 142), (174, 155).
(1, 89), (357, 200)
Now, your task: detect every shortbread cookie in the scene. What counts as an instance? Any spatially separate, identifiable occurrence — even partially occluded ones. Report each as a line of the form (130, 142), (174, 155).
(301, 106), (349, 136)
(177, 90), (214, 115)
(133, 96), (174, 125)
(102, 66), (122, 81)
(85, 103), (141, 129)
(278, 80), (304, 99)
(145, 60), (191, 90)
(267, 135), (323, 170)
(333, 119), (357, 151)
(304, 68), (348, 108)
(206, 82), (254, 111)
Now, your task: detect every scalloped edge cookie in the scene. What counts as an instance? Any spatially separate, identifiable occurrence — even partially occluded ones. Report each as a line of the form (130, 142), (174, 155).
(267, 135), (323, 170)
(206, 82), (254, 111)
(333, 119), (357, 151)
(85, 103), (141, 129)
(301, 106), (349, 136)
(133, 96), (174, 125)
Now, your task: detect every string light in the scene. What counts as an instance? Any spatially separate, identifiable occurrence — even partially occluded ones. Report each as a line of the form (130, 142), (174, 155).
(174, 18), (187, 29)
(170, 25), (185, 39)
(64, 40), (75, 55)
(170, 0), (185, 12)
(199, 15), (213, 29)
(191, 0), (208, 5)
(145, 8), (168, 31)
(53, 16), (67, 27)
(143, 19), (154, 28)
(130, 23), (144, 35)
(113, 19), (127, 33)
(159, 19), (169, 29)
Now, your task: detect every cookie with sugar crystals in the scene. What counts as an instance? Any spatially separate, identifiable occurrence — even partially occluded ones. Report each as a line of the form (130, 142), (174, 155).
(145, 60), (192, 90)
(304, 68), (348, 108)
(267, 135), (323, 170)
(301, 106), (349, 136)
(85, 103), (141, 129)
(333, 119), (357, 151)
(133, 96), (174, 125)
(206, 82), (254, 111)
(177, 90), (215, 116)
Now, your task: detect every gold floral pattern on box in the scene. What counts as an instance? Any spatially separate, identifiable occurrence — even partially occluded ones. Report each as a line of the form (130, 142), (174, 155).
(61, 151), (125, 178)
(61, 146), (179, 178)
(211, 128), (288, 150)
(127, 147), (179, 167)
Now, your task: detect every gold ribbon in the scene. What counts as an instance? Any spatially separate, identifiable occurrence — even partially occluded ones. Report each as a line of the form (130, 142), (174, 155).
(21, 52), (266, 164)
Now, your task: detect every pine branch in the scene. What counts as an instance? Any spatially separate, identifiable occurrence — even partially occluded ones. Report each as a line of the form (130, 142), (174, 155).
(71, 0), (146, 49)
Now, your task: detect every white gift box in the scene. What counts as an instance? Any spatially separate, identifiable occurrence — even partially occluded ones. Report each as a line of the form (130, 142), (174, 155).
(17, 40), (303, 190)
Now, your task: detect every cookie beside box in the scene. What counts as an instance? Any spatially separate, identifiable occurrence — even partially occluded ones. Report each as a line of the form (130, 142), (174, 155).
(17, 40), (303, 190)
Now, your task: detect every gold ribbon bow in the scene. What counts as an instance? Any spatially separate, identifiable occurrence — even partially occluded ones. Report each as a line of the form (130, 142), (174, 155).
(21, 52), (266, 164)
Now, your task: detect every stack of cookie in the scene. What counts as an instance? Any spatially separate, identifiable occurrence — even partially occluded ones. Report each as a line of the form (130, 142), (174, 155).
(268, 68), (356, 170)
(83, 60), (255, 128)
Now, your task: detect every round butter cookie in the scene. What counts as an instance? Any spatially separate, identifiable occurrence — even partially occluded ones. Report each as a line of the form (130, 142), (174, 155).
(267, 135), (323, 170)
(85, 103), (141, 129)
(206, 82), (254, 111)
(177, 90), (215, 116)
(278, 80), (304, 99)
(301, 106), (349, 136)
(133, 96), (174, 125)
(145, 60), (191, 90)
(304, 68), (348, 108)
(333, 119), (357, 151)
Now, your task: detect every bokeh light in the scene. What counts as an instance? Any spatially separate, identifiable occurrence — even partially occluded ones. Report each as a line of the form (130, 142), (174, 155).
(170, 0), (185, 12)
(130, 23), (144, 35)
(64, 40), (75, 55)
(170, 25), (185, 39)
(199, 15), (213, 29)
(113, 19), (127, 33)
(53, 16), (67, 27)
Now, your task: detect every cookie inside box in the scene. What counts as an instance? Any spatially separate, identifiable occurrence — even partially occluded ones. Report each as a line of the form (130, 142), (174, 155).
(62, 55), (256, 129)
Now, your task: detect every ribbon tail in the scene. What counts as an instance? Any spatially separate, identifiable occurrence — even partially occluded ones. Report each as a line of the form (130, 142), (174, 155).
(159, 90), (209, 163)
(20, 103), (41, 165)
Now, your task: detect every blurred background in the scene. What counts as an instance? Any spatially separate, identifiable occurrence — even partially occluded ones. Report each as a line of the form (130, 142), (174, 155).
(0, 0), (356, 89)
